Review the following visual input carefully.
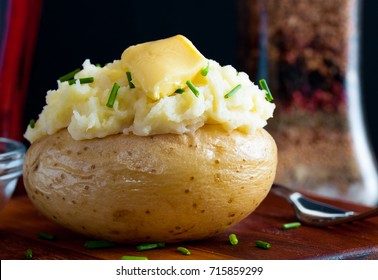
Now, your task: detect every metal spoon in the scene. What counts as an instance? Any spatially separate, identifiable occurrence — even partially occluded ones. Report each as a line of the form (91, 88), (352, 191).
(271, 184), (378, 227)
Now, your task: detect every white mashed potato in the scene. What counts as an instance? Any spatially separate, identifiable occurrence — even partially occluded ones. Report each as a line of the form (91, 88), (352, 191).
(24, 36), (275, 143)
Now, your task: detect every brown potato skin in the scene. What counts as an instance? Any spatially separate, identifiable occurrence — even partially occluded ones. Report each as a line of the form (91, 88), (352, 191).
(23, 125), (277, 243)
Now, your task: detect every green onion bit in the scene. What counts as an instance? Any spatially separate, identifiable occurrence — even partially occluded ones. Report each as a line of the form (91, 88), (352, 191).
(121, 255), (149, 260)
(282, 222), (302, 230)
(106, 82), (120, 108)
(256, 240), (271, 250)
(177, 246), (191, 255)
(68, 77), (94, 85)
(175, 88), (185, 94)
(29, 119), (35, 129)
(25, 248), (33, 259)
(224, 84), (241, 99)
(229, 233), (239, 246)
(84, 240), (116, 249)
(58, 68), (81, 82)
(136, 242), (166, 251)
(259, 79), (273, 102)
(186, 80), (200, 97)
(126, 72), (135, 88)
(37, 232), (56, 241)
(95, 63), (102, 67)
(201, 61), (210, 76)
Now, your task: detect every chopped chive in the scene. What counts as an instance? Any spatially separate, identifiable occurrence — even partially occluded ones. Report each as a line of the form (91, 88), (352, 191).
(136, 242), (165, 251)
(121, 255), (148, 260)
(186, 80), (200, 97)
(229, 233), (239, 246)
(68, 77), (94, 85)
(175, 88), (185, 94)
(201, 61), (210, 76)
(37, 232), (56, 241)
(25, 248), (33, 259)
(84, 240), (116, 249)
(58, 68), (81, 82)
(256, 240), (270, 249)
(106, 82), (120, 108)
(259, 79), (273, 102)
(29, 119), (35, 129)
(95, 63), (102, 67)
(281, 222), (301, 230)
(126, 72), (135, 88)
(177, 247), (191, 255)
(224, 84), (241, 99)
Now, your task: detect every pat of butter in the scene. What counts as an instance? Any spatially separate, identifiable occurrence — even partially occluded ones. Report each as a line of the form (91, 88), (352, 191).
(121, 35), (207, 100)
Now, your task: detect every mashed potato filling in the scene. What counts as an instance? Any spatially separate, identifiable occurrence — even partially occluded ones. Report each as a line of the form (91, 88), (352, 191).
(24, 35), (275, 143)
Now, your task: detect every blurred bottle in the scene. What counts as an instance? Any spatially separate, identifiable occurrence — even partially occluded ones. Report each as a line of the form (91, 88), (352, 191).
(238, 0), (378, 205)
(0, 0), (42, 140)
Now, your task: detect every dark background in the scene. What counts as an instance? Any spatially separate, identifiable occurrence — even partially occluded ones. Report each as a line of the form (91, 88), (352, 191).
(24, 0), (378, 159)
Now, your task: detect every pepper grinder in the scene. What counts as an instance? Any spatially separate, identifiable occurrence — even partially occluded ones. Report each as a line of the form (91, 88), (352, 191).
(238, 0), (378, 205)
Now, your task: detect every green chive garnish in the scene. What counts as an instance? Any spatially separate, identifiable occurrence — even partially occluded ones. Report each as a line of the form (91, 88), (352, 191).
(259, 79), (273, 102)
(256, 240), (270, 249)
(68, 77), (94, 85)
(126, 72), (135, 88)
(281, 222), (301, 230)
(229, 233), (238, 246)
(177, 247), (191, 255)
(84, 240), (116, 249)
(29, 119), (35, 129)
(175, 88), (185, 94)
(201, 61), (210, 76)
(121, 255), (148, 260)
(224, 84), (241, 99)
(38, 232), (56, 241)
(106, 82), (120, 108)
(58, 68), (81, 82)
(136, 242), (165, 251)
(25, 248), (33, 259)
(186, 80), (200, 97)
(95, 63), (102, 67)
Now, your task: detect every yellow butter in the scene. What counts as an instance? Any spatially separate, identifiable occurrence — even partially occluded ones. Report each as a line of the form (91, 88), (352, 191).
(121, 35), (207, 100)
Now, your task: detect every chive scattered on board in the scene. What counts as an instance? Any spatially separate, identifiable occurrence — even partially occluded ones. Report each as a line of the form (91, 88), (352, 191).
(186, 80), (200, 97)
(121, 255), (148, 260)
(37, 232), (56, 241)
(256, 240), (271, 249)
(136, 242), (166, 251)
(229, 233), (239, 246)
(201, 61), (210, 76)
(25, 248), (33, 259)
(259, 79), (273, 102)
(224, 84), (241, 99)
(177, 246), (191, 255)
(68, 77), (94, 85)
(58, 68), (81, 82)
(106, 82), (120, 108)
(281, 222), (301, 230)
(84, 240), (116, 249)
(126, 72), (135, 88)
(29, 119), (35, 129)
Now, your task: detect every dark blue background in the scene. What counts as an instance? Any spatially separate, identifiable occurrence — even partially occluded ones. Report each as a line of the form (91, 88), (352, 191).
(25, 0), (378, 160)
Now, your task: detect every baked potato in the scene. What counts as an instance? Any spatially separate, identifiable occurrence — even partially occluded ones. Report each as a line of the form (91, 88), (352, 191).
(23, 125), (277, 243)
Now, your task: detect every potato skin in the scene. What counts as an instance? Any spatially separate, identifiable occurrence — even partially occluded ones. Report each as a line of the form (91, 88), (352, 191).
(23, 125), (277, 243)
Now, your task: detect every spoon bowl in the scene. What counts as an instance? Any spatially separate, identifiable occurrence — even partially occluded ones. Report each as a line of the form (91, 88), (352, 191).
(271, 184), (378, 227)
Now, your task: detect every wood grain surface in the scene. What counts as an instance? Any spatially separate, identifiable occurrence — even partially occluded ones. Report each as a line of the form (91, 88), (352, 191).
(1, 192), (377, 260)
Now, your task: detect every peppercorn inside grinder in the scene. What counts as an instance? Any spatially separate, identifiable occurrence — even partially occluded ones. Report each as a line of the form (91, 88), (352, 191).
(238, 0), (378, 205)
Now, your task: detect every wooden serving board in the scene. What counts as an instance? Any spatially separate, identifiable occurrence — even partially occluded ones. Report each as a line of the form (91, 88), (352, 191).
(1, 192), (377, 260)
